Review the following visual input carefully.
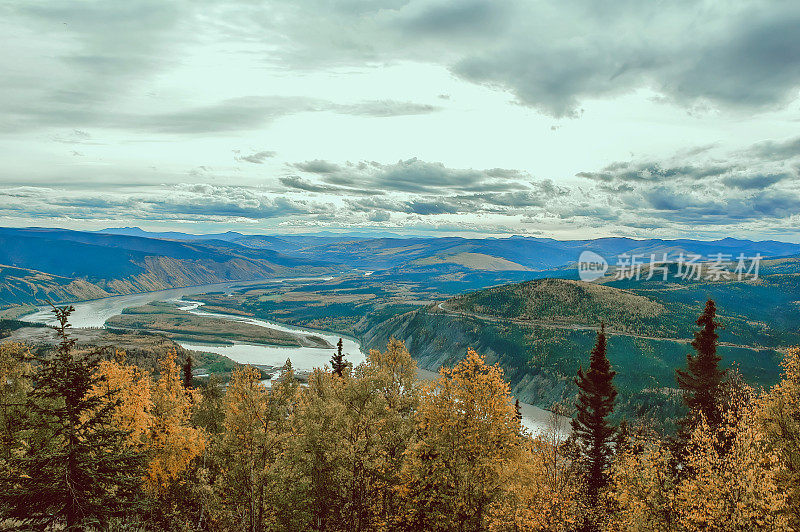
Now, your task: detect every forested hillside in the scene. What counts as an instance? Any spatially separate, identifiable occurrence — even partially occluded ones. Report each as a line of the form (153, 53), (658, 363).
(363, 277), (795, 421)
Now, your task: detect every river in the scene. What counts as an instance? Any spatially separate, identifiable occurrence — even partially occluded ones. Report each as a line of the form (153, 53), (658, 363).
(20, 277), (361, 373)
(20, 278), (564, 436)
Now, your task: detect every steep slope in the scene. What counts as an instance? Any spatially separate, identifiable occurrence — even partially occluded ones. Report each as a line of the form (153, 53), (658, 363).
(0, 228), (338, 305)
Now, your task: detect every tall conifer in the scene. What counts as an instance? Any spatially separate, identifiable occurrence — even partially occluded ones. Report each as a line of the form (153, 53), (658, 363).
(2, 306), (144, 529)
(572, 323), (617, 507)
(182, 354), (193, 389)
(676, 299), (726, 437)
(331, 337), (346, 377)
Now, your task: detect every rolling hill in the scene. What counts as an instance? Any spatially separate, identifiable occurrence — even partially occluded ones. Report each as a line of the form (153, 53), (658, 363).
(361, 276), (798, 422)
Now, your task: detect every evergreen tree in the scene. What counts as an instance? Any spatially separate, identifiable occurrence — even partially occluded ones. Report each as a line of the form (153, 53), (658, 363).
(183, 353), (193, 389)
(676, 299), (726, 437)
(1, 306), (144, 529)
(331, 337), (346, 377)
(572, 323), (617, 508)
(514, 398), (522, 426)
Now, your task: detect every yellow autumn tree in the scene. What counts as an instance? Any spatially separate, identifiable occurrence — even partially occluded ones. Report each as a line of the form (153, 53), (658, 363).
(145, 348), (206, 494)
(208, 362), (299, 531)
(276, 340), (420, 532)
(487, 411), (582, 531)
(757, 346), (800, 529)
(398, 349), (519, 532)
(611, 384), (791, 531)
(673, 407), (789, 531)
(610, 432), (683, 531)
(361, 338), (420, 528)
(89, 353), (153, 447)
(279, 366), (349, 530)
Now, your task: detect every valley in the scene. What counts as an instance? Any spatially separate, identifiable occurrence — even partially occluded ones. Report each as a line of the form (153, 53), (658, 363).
(3, 227), (800, 426)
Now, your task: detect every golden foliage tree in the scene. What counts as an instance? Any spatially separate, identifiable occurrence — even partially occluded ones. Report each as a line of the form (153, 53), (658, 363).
(398, 349), (519, 532)
(756, 346), (800, 529)
(208, 362), (299, 531)
(145, 348), (206, 495)
(611, 383), (791, 531)
(487, 421), (582, 532)
(277, 340), (419, 531)
(89, 354), (153, 446)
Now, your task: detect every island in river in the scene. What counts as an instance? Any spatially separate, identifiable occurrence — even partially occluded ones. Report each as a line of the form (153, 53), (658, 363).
(105, 301), (334, 349)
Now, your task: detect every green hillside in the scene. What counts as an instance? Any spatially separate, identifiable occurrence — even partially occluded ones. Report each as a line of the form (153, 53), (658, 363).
(363, 277), (795, 423)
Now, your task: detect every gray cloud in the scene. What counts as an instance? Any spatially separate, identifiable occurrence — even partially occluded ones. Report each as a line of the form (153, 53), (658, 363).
(744, 136), (800, 161)
(722, 173), (790, 190)
(0, 184), (330, 222)
(288, 158), (571, 209)
(238, 0), (800, 118)
(291, 160), (343, 174)
(335, 100), (441, 117)
(577, 162), (734, 184)
(234, 150), (277, 164)
(7, 0), (798, 134)
(279, 175), (377, 195)
(565, 135), (800, 228)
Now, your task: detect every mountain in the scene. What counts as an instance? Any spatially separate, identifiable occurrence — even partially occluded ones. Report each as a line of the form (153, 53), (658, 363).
(97, 227), (247, 242)
(362, 272), (799, 420)
(0, 228), (338, 306)
(237, 235), (800, 273)
(95, 227), (800, 274)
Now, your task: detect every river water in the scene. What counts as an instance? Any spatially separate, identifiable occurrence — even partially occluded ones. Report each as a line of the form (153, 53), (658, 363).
(20, 277), (363, 372)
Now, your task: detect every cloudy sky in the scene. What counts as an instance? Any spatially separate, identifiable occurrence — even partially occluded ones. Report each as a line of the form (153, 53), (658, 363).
(2, 0), (799, 240)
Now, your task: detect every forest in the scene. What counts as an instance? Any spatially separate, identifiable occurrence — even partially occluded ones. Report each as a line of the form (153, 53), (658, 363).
(0, 301), (798, 531)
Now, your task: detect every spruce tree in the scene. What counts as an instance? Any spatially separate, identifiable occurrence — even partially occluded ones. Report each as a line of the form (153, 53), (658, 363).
(514, 398), (522, 425)
(676, 299), (726, 437)
(572, 323), (617, 507)
(331, 337), (346, 377)
(183, 353), (193, 389)
(1, 305), (144, 529)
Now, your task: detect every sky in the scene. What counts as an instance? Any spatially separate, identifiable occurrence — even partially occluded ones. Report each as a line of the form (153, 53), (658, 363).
(1, 0), (799, 241)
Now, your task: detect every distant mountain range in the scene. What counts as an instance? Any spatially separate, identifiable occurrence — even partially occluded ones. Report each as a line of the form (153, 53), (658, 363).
(99, 226), (800, 271)
(2, 226), (800, 307)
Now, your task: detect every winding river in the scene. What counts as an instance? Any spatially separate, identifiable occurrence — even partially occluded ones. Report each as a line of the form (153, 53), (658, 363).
(20, 277), (363, 373)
